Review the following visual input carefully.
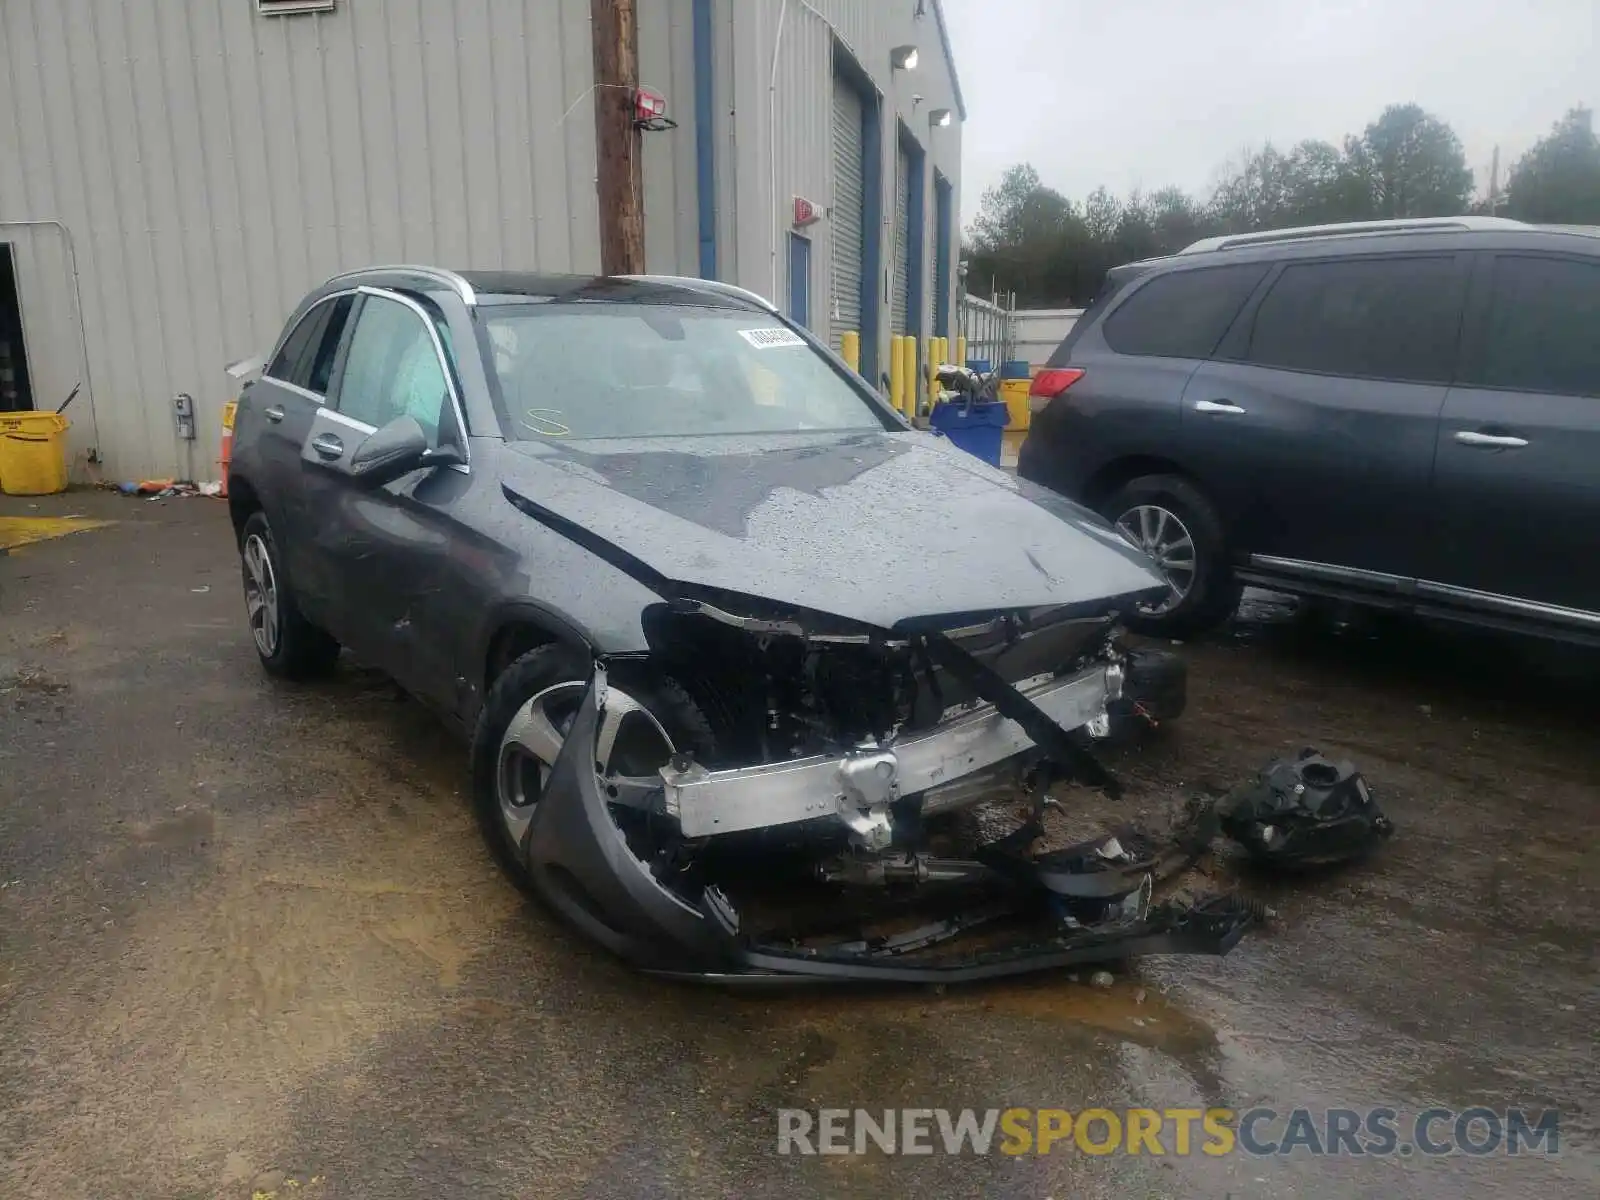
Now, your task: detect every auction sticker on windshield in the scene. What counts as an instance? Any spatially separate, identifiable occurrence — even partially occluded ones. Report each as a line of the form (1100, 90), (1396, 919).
(738, 327), (807, 349)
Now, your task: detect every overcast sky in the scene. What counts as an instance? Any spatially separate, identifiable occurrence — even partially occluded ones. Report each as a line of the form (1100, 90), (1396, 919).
(942, 0), (1599, 221)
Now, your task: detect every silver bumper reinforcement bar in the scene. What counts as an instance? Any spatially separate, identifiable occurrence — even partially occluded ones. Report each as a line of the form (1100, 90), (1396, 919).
(660, 665), (1114, 839)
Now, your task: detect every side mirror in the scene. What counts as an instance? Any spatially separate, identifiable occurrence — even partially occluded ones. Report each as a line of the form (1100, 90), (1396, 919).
(348, 416), (462, 486)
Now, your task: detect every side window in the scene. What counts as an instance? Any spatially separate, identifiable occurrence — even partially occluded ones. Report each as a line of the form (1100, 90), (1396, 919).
(305, 295), (355, 394)
(1243, 256), (1463, 383)
(265, 295), (355, 395)
(266, 304), (329, 386)
(1101, 264), (1267, 359)
(333, 294), (451, 442)
(1479, 256), (1600, 397)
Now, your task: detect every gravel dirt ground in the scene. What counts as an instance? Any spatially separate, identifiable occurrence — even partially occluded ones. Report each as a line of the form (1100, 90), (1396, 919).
(1, 491), (1594, 1199)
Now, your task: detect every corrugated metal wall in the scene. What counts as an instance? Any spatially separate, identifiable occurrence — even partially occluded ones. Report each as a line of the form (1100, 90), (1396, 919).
(711, 0), (962, 378)
(638, 0), (699, 275)
(0, 0), (601, 480)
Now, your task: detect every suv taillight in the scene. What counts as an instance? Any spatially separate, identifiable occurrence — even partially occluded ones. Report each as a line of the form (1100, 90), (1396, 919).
(1028, 368), (1084, 412)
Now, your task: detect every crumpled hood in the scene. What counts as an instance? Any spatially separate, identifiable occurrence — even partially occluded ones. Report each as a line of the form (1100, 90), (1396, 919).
(500, 431), (1166, 630)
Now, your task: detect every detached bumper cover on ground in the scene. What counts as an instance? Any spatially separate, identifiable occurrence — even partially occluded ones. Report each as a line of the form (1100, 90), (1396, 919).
(521, 666), (1257, 983)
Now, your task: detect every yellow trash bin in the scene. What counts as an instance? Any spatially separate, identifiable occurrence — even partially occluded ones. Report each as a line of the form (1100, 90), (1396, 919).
(999, 378), (1032, 432)
(0, 411), (71, 496)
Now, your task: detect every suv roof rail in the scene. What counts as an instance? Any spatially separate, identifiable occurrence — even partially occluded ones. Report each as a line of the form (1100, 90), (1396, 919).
(1179, 216), (1527, 255)
(618, 274), (780, 314)
(323, 264), (478, 305)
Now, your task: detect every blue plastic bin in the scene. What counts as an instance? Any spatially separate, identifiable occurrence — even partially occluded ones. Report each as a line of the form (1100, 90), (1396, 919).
(999, 359), (1031, 380)
(929, 398), (1009, 466)
(964, 358), (992, 375)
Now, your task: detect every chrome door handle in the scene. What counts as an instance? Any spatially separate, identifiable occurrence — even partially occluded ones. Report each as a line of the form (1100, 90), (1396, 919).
(310, 432), (344, 459)
(1194, 399), (1246, 415)
(1454, 430), (1528, 449)
(263, 405), (285, 423)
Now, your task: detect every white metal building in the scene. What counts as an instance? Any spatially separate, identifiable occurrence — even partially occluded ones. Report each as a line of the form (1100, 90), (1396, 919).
(0, 0), (962, 480)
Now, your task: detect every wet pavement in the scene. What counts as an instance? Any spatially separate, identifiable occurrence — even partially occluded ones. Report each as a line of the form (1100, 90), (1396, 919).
(1, 492), (1594, 1199)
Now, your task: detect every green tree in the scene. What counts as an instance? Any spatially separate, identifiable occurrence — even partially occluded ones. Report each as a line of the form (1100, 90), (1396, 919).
(966, 164), (1074, 304)
(1505, 106), (1600, 223)
(1359, 103), (1474, 217)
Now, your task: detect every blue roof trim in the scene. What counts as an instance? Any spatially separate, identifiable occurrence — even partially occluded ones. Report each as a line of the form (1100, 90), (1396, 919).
(692, 0), (718, 279)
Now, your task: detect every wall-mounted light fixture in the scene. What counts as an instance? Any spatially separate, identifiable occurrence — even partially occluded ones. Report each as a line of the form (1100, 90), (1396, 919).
(890, 45), (919, 71)
(930, 108), (953, 128)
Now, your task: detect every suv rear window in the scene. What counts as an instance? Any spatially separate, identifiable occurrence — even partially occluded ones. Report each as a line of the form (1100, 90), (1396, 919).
(1100, 263), (1267, 359)
(1242, 256), (1463, 383)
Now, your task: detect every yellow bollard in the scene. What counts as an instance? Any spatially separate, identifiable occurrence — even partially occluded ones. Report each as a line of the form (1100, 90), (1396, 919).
(927, 337), (943, 411)
(889, 335), (906, 413)
(840, 330), (860, 374)
(901, 336), (919, 418)
(955, 334), (967, 369)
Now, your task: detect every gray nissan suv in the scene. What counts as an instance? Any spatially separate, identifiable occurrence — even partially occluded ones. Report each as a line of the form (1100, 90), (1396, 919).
(1018, 217), (1600, 643)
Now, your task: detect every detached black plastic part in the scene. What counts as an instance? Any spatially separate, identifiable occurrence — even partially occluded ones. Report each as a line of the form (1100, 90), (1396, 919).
(524, 667), (1256, 984)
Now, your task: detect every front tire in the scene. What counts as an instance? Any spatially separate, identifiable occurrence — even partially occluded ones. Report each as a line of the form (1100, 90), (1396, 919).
(1102, 474), (1240, 637)
(239, 511), (341, 678)
(469, 645), (715, 893)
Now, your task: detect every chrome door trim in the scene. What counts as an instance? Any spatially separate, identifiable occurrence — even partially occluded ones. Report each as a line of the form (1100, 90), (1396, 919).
(318, 407), (375, 434)
(264, 379), (329, 407)
(1414, 580), (1600, 629)
(1247, 555), (1409, 591)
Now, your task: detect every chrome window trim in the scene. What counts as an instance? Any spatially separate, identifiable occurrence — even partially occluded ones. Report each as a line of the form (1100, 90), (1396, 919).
(352, 285), (472, 472)
(266, 379), (329, 407)
(1414, 580), (1600, 629)
(318, 407), (375, 434)
(325, 264), (477, 306)
(261, 288), (361, 392)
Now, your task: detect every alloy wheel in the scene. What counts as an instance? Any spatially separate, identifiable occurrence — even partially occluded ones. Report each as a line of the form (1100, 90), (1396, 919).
(496, 681), (677, 850)
(1115, 504), (1197, 615)
(242, 533), (281, 657)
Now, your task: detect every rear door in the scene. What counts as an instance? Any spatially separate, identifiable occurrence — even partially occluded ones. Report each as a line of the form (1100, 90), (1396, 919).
(301, 287), (473, 707)
(249, 293), (356, 618)
(1424, 250), (1600, 622)
(1024, 262), (1268, 498)
(1181, 253), (1468, 581)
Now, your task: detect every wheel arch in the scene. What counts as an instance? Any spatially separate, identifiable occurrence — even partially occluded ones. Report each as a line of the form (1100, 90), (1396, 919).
(1080, 455), (1198, 512)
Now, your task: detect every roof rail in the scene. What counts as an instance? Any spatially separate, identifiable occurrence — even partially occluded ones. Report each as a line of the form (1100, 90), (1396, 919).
(323, 264), (477, 305)
(618, 274), (779, 314)
(1179, 216), (1526, 255)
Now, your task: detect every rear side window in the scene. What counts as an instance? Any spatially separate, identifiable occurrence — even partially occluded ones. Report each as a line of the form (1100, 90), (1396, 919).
(1100, 263), (1267, 359)
(1478, 255), (1600, 397)
(1243, 256), (1463, 383)
(266, 294), (354, 395)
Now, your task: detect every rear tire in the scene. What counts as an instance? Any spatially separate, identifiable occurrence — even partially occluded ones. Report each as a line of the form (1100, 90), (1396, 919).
(1102, 474), (1239, 637)
(238, 510), (341, 679)
(469, 644), (716, 894)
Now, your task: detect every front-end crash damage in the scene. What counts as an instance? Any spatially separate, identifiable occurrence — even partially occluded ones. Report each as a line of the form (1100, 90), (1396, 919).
(520, 595), (1256, 983)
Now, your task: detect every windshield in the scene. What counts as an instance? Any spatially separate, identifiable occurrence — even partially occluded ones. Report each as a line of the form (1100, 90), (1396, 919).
(481, 303), (889, 439)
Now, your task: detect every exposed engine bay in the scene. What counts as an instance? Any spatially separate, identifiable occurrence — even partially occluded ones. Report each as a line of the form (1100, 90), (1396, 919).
(511, 595), (1327, 983)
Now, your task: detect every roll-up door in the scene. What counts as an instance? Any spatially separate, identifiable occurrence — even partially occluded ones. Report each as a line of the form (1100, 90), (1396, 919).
(830, 78), (865, 347)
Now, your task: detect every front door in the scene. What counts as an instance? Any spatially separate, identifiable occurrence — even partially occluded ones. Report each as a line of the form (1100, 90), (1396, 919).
(301, 288), (472, 709)
(1181, 252), (1467, 580)
(1426, 251), (1600, 622)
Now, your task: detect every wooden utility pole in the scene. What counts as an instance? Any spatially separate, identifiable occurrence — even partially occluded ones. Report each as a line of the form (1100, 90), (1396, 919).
(592, 0), (645, 275)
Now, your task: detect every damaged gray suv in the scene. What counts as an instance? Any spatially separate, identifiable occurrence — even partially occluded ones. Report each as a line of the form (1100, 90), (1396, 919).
(227, 266), (1252, 983)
